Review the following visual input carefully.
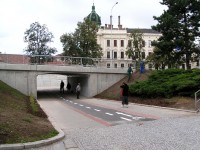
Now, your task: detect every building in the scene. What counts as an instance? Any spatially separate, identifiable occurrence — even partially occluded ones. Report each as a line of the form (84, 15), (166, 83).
(87, 3), (162, 69)
(97, 18), (161, 69)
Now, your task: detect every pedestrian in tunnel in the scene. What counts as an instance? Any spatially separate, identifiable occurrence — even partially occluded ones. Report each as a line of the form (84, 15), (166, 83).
(76, 83), (81, 99)
(67, 82), (71, 93)
(120, 82), (129, 108)
(60, 80), (64, 94)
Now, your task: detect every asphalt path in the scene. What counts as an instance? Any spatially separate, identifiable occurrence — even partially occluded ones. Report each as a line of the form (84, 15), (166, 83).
(58, 95), (155, 126)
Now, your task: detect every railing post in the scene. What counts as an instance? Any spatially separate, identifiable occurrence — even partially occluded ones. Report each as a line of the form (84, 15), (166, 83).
(195, 89), (200, 112)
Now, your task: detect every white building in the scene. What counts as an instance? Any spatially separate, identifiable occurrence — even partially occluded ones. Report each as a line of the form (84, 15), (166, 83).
(87, 3), (162, 69)
(97, 16), (161, 69)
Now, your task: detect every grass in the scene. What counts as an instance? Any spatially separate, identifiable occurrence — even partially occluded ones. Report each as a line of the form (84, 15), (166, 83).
(0, 80), (58, 144)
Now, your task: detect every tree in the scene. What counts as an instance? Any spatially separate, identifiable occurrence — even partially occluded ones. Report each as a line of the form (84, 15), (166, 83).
(60, 19), (103, 59)
(24, 22), (57, 63)
(125, 29), (145, 69)
(152, 0), (200, 70)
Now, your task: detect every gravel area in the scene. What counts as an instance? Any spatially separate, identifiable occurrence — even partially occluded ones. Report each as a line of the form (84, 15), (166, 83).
(67, 115), (200, 150)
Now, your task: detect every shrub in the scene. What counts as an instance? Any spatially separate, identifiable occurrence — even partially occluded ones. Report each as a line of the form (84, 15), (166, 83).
(129, 68), (200, 98)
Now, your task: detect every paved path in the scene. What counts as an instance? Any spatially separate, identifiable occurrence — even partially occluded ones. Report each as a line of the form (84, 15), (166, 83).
(26, 91), (198, 150)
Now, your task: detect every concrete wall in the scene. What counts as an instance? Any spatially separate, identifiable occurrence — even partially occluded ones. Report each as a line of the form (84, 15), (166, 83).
(37, 74), (67, 89)
(67, 73), (125, 97)
(0, 70), (37, 97)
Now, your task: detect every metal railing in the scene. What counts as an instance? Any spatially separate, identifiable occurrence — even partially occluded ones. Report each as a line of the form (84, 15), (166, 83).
(0, 54), (133, 69)
(195, 89), (200, 112)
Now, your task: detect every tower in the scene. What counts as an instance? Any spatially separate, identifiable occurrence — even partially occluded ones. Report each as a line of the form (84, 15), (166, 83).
(87, 3), (101, 27)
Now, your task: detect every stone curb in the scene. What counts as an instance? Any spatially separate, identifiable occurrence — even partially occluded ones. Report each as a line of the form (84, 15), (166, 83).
(130, 102), (197, 113)
(95, 98), (197, 113)
(0, 129), (65, 150)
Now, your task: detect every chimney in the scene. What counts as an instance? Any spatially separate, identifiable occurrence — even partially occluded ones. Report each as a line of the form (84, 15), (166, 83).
(118, 16), (122, 29)
(110, 15), (113, 29)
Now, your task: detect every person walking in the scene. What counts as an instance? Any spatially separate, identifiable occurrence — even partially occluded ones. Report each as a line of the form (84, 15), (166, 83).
(120, 86), (123, 105)
(76, 83), (81, 99)
(127, 65), (133, 82)
(60, 80), (64, 94)
(67, 82), (71, 93)
(120, 82), (129, 108)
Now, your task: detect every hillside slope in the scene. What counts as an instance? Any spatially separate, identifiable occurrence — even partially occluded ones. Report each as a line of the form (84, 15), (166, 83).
(95, 70), (151, 100)
(95, 70), (195, 110)
(0, 81), (57, 144)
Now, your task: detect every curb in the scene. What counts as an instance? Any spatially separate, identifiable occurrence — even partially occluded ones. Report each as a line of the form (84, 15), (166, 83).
(130, 102), (197, 113)
(0, 129), (65, 150)
(95, 98), (197, 113)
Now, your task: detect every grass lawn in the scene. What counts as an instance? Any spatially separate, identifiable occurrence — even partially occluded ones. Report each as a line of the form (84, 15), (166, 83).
(0, 80), (58, 144)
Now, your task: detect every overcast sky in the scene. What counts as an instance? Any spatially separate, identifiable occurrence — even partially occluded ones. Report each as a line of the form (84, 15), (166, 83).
(0, 0), (167, 55)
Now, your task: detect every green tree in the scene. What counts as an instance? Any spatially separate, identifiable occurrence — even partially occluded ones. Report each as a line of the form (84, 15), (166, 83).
(60, 19), (103, 58)
(126, 29), (145, 69)
(152, 0), (200, 70)
(24, 22), (57, 62)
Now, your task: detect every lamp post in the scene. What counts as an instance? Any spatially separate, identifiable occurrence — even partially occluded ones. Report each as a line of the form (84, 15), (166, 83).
(110, 2), (118, 68)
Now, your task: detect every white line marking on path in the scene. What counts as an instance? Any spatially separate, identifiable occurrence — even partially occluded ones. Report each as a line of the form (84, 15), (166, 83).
(105, 113), (114, 116)
(79, 104), (84, 107)
(94, 109), (101, 112)
(86, 107), (91, 109)
(120, 117), (132, 121)
(132, 117), (144, 120)
(116, 112), (132, 117)
(69, 101), (73, 103)
(74, 103), (77, 105)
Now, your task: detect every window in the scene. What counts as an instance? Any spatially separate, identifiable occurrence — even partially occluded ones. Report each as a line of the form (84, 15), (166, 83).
(142, 52), (145, 59)
(107, 63), (110, 68)
(114, 52), (117, 59)
(142, 40), (145, 47)
(107, 51), (110, 59)
(148, 40), (152, 47)
(114, 40), (117, 47)
(148, 64), (153, 70)
(121, 64), (124, 68)
(121, 40), (124, 47)
(135, 52), (139, 58)
(148, 52), (152, 56)
(114, 63), (117, 68)
(107, 40), (110, 47)
(121, 52), (124, 59)
(128, 40), (132, 47)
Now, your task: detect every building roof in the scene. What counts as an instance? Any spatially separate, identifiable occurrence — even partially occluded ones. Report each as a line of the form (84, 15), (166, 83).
(0, 54), (30, 64)
(127, 28), (161, 34)
(87, 3), (101, 26)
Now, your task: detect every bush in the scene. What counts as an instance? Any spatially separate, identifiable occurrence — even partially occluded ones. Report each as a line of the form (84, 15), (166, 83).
(129, 68), (200, 98)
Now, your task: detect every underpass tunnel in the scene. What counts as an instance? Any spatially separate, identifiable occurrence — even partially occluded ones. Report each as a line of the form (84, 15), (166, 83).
(36, 73), (90, 98)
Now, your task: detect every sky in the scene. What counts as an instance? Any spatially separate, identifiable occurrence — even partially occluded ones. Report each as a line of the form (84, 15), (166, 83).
(0, 0), (167, 55)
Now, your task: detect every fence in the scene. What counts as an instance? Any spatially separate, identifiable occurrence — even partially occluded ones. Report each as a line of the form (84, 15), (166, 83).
(0, 54), (133, 69)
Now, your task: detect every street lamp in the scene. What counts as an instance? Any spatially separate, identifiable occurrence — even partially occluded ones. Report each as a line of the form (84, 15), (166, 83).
(110, 2), (118, 67)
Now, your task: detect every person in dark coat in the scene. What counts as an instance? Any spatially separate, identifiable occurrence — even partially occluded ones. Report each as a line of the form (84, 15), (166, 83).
(120, 82), (129, 108)
(60, 80), (64, 94)
(67, 82), (71, 93)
